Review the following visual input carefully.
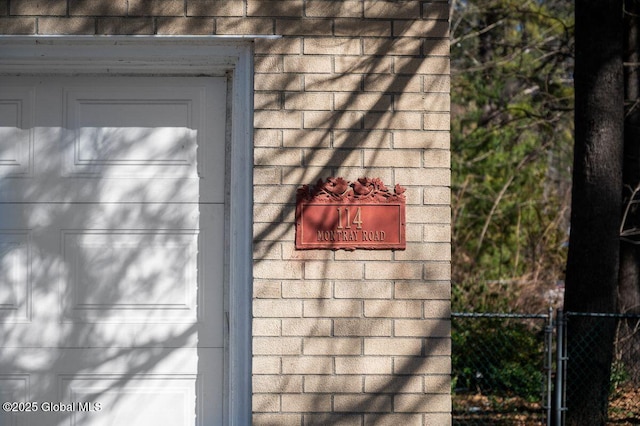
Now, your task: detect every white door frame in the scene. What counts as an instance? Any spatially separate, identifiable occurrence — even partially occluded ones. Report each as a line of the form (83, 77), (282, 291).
(0, 36), (254, 425)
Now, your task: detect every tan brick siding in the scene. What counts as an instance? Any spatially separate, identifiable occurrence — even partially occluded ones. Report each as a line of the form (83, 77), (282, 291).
(251, 3), (450, 423)
(2, 0), (451, 423)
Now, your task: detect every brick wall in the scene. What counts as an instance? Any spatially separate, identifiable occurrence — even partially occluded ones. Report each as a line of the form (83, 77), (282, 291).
(251, 1), (451, 421)
(1, 1), (451, 424)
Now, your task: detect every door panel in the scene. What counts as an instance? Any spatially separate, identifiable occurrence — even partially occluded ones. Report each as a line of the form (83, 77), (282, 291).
(0, 86), (33, 178)
(65, 86), (200, 178)
(0, 348), (223, 426)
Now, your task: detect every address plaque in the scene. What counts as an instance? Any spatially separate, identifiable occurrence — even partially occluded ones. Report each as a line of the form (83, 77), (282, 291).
(295, 177), (406, 250)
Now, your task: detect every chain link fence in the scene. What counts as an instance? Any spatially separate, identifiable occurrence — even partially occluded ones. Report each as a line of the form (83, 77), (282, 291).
(452, 312), (551, 425)
(558, 312), (640, 426)
(452, 311), (640, 426)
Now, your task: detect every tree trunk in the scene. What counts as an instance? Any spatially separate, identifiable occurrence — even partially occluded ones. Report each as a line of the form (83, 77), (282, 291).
(564, 0), (624, 424)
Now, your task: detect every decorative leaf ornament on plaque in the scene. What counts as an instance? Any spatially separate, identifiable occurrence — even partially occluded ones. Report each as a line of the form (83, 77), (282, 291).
(295, 177), (406, 250)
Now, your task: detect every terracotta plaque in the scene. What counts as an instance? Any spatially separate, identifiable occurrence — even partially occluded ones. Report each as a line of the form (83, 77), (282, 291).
(296, 177), (406, 250)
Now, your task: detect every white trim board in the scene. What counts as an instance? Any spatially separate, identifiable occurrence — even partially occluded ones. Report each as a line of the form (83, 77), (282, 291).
(0, 35), (254, 426)
(0, 35), (267, 75)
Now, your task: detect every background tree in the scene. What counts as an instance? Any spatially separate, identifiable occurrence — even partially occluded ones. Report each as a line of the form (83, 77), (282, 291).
(562, 0), (623, 424)
(451, 0), (574, 312)
(619, 0), (640, 407)
(621, 0), (640, 315)
(452, 0), (640, 422)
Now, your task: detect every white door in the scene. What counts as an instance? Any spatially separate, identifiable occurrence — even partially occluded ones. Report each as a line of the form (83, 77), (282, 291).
(0, 75), (227, 425)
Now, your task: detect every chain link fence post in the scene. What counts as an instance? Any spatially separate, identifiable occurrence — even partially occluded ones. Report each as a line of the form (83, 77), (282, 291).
(544, 307), (554, 426)
(553, 309), (567, 426)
